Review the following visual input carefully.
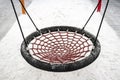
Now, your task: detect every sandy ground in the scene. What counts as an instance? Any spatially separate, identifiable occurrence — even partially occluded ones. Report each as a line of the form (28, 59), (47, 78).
(0, 0), (120, 80)
(0, 0), (32, 40)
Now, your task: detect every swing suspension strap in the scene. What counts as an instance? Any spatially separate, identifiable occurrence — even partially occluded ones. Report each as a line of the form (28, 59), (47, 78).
(18, 0), (40, 32)
(10, 0), (40, 46)
(10, 0), (27, 46)
(10, 0), (109, 46)
(81, 0), (102, 31)
(94, 0), (109, 43)
(81, 0), (109, 43)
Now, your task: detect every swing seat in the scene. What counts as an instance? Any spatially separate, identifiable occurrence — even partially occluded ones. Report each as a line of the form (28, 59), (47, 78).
(11, 0), (109, 72)
(21, 26), (101, 72)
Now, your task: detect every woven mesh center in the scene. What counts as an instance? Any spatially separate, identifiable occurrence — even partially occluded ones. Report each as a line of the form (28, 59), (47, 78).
(28, 31), (93, 64)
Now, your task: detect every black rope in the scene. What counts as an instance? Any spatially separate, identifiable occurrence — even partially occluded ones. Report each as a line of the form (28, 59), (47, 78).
(11, 0), (109, 46)
(94, 0), (109, 43)
(10, 0), (27, 46)
(18, 0), (40, 32)
(81, 0), (102, 31)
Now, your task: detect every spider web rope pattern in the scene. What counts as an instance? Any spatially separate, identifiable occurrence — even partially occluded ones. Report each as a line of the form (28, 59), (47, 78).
(28, 31), (93, 64)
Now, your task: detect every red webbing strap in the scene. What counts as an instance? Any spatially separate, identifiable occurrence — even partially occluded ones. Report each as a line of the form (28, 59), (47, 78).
(97, 0), (102, 12)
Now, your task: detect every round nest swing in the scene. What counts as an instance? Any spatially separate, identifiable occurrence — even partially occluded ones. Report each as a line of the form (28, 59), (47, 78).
(21, 26), (100, 72)
(11, 0), (109, 72)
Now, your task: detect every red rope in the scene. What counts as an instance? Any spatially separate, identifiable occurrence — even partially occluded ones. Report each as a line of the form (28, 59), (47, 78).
(29, 31), (93, 64)
(97, 0), (102, 12)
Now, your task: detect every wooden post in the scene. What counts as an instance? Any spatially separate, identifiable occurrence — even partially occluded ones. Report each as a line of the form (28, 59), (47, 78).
(21, 0), (25, 14)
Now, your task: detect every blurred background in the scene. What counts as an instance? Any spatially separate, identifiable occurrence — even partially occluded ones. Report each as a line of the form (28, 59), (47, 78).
(0, 0), (120, 40)
(0, 0), (32, 40)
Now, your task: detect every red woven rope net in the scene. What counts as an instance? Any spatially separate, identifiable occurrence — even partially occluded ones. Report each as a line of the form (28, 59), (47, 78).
(28, 31), (93, 64)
